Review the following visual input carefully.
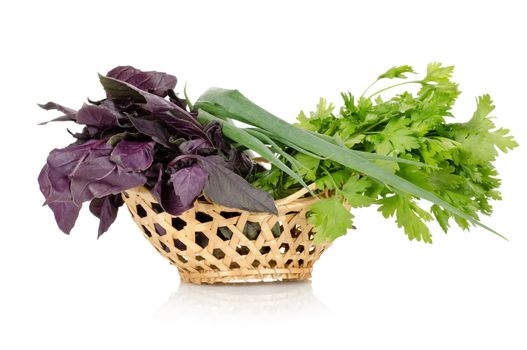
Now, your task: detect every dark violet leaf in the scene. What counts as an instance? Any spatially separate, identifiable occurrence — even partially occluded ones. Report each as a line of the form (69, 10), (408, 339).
(110, 140), (155, 171)
(179, 138), (212, 155)
(198, 155), (277, 214)
(38, 101), (77, 115)
(127, 115), (173, 148)
(48, 201), (81, 234)
(169, 165), (207, 208)
(38, 101), (77, 125)
(205, 120), (231, 154)
(149, 165), (186, 216)
(70, 155), (147, 205)
(40, 140), (109, 205)
(76, 103), (119, 127)
(204, 121), (253, 176)
(89, 194), (124, 238)
(107, 66), (177, 97)
(38, 163), (71, 204)
(156, 112), (210, 141)
(99, 74), (175, 113)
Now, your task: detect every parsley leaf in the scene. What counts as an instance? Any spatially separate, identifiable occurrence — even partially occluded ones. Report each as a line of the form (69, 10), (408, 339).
(378, 65), (416, 80)
(308, 197), (354, 244)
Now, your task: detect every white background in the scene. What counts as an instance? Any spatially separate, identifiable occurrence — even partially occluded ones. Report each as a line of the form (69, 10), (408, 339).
(1, 1), (526, 349)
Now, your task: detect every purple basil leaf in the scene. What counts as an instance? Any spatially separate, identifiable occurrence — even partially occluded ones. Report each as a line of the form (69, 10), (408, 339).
(76, 103), (119, 127)
(48, 201), (81, 234)
(99, 74), (176, 113)
(127, 115), (174, 148)
(149, 165), (186, 216)
(169, 165), (207, 209)
(38, 101), (77, 115)
(40, 140), (108, 204)
(70, 155), (146, 205)
(107, 66), (177, 97)
(89, 194), (124, 238)
(156, 111), (209, 141)
(205, 121), (231, 154)
(198, 156), (277, 214)
(204, 121), (253, 176)
(110, 140), (155, 171)
(38, 163), (71, 204)
(179, 139), (212, 155)
(38, 101), (77, 125)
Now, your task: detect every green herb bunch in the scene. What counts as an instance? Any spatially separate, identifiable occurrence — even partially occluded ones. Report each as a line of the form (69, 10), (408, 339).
(250, 63), (517, 243)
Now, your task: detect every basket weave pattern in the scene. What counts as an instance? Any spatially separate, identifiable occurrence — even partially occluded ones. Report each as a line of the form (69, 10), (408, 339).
(122, 185), (330, 284)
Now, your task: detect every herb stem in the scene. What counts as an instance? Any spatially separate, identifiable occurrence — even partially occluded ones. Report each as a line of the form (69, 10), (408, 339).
(360, 79), (380, 99)
(367, 80), (422, 100)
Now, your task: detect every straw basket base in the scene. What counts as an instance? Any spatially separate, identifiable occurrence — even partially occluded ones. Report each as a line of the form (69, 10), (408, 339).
(179, 268), (313, 284)
(122, 185), (330, 285)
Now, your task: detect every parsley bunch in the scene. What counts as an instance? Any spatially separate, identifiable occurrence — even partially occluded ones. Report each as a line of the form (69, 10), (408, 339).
(251, 63), (517, 243)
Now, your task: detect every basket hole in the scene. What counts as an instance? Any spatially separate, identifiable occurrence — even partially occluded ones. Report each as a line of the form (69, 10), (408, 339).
(229, 262), (240, 269)
(154, 223), (166, 236)
(177, 254), (188, 263)
(285, 211), (298, 215)
(159, 240), (170, 253)
(298, 259), (305, 267)
(271, 222), (283, 238)
(268, 260), (277, 268)
(217, 226), (233, 241)
(236, 245), (250, 256)
(195, 212), (213, 223)
(308, 230), (315, 241)
(243, 221), (261, 240)
(212, 248), (225, 260)
(171, 217), (187, 230)
(308, 246), (316, 255)
(252, 260), (261, 268)
(296, 245), (305, 254)
(209, 264), (219, 271)
(195, 232), (209, 248)
(259, 246), (271, 255)
(291, 224), (302, 238)
(285, 259), (293, 267)
(123, 192), (129, 198)
(141, 225), (152, 237)
(220, 211), (241, 219)
(195, 266), (204, 272)
(279, 243), (290, 254)
(195, 254), (205, 261)
(173, 239), (187, 251)
(136, 204), (147, 218)
(151, 202), (164, 214)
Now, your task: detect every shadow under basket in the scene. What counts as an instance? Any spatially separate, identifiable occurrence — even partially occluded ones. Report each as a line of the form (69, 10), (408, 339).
(122, 185), (330, 284)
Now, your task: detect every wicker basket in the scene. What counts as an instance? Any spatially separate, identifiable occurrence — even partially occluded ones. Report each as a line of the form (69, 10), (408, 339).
(122, 184), (330, 284)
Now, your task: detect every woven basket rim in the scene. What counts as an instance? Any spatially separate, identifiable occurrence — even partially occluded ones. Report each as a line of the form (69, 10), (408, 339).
(126, 182), (319, 214)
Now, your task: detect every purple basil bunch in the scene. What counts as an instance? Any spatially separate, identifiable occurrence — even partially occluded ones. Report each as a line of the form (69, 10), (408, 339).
(38, 66), (276, 237)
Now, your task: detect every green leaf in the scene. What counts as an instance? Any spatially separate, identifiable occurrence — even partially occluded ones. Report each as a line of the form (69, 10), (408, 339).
(422, 62), (455, 83)
(378, 194), (433, 243)
(308, 197), (354, 243)
(342, 174), (374, 207)
(378, 65), (416, 80)
(294, 153), (320, 181)
(370, 118), (420, 155)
